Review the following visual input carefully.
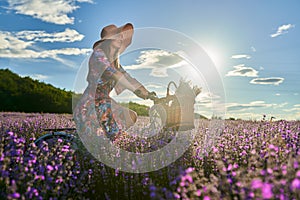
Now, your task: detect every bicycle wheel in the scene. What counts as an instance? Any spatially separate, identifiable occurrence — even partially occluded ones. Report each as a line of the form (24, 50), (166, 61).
(35, 130), (78, 147)
(142, 104), (166, 137)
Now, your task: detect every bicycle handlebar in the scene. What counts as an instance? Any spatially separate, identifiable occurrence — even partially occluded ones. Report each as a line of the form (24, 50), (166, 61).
(147, 92), (158, 101)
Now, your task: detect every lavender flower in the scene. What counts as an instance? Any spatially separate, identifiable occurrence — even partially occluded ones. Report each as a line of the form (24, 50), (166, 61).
(1, 112), (300, 199)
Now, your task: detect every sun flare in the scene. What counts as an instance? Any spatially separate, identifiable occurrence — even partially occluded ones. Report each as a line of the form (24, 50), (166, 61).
(202, 45), (224, 69)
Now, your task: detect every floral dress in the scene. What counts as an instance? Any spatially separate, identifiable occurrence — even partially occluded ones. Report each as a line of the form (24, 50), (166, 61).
(73, 48), (125, 140)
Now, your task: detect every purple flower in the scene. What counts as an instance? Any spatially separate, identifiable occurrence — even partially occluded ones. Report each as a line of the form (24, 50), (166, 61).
(291, 178), (300, 190)
(280, 180), (287, 185)
(233, 163), (239, 169)
(8, 193), (20, 198)
(0, 154), (4, 161)
(282, 169), (287, 175)
(149, 185), (156, 191)
(196, 189), (201, 196)
(186, 174), (193, 183)
(251, 179), (263, 189)
(174, 193), (180, 199)
(150, 192), (156, 198)
(240, 150), (247, 156)
(34, 175), (45, 180)
(212, 146), (218, 152)
(203, 196), (210, 200)
(262, 183), (273, 199)
(61, 147), (69, 152)
(249, 192), (254, 198)
(267, 168), (273, 174)
(279, 194), (286, 200)
(55, 177), (63, 183)
(47, 165), (54, 171)
(269, 144), (275, 149)
(260, 170), (266, 176)
(294, 161), (299, 169)
(185, 167), (194, 173)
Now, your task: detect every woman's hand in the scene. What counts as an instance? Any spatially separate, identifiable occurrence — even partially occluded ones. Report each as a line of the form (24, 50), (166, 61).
(134, 88), (157, 100)
(147, 91), (157, 100)
(133, 86), (150, 100)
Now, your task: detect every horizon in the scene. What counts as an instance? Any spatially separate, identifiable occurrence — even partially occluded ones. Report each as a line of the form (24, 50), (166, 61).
(0, 67), (294, 122)
(0, 1), (299, 120)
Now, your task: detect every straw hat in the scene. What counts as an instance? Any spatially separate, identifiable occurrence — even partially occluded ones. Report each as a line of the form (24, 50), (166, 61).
(93, 23), (134, 52)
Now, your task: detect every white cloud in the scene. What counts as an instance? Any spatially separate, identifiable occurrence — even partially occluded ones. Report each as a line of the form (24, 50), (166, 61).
(15, 28), (84, 43)
(226, 64), (258, 77)
(282, 105), (300, 120)
(251, 46), (256, 52)
(270, 24), (295, 38)
(20, 73), (49, 81)
(0, 47), (91, 68)
(0, 30), (91, 65)
(226, 101), (274, 112)
(250, 77), (284, 85)
(231, 54), (251, 59)
(123, 50), (186, 77)
(225, 102), (296, 121)
(195, 100), (225, 119)
(149, 68), (168, 77)
(292, 113), (300, 121)
(31, 74), (49, 80)
(274, 102), (288, 109)
(283, 106), (300, 112)
(0, 31), (33, 50)
(194, 91), (223, 116)
(76, 0), (93, 2)
(6, 0), (93, 25)
(196, 91), (220, 103)
(145, 84), (163, 89)
(41, 48), (91, 57)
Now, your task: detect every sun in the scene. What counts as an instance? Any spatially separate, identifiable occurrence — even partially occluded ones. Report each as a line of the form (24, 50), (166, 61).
(202, 45), (224, 69)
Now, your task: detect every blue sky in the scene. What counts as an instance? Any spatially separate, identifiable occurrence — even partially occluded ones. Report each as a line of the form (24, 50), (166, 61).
(0, 0), (299, 120)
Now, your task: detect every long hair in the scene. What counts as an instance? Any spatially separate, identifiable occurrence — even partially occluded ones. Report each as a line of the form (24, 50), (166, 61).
(87, 40), (120, 84)
(97, 40), (120, 69)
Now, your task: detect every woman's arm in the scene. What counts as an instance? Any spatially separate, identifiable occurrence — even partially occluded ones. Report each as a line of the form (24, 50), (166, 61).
(111, 71), (150, 99)
(92, 50), (151, 99)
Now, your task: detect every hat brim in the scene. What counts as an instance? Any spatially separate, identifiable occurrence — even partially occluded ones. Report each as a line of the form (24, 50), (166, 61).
(92, 39), (105, 49)
(119, 23), (134, 53)
(93, 23), (134, 51)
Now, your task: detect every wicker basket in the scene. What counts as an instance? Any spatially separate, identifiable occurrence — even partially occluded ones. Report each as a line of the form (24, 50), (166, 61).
(162, 81), (195, 131)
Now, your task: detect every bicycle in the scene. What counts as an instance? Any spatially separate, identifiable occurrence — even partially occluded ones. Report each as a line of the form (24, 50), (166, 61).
(148, 80), (200, 132)
(34, 80), (201, 152)
(34, 128), (78, 149)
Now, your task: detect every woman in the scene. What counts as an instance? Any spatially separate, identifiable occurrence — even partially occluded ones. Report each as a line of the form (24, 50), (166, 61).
(74, 23), (154, 140)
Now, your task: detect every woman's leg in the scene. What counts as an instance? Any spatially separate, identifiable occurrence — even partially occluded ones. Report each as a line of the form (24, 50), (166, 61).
(96, 101), (120, 139)
(111, 99), (137, 129)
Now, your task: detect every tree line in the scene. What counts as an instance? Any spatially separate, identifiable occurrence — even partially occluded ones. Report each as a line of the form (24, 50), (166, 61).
(0, 69), (149, 115)
(0, 69), (74, 113)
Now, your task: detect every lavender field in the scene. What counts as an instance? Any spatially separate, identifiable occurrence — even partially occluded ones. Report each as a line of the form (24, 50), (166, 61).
(0, 112), (299, 199)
